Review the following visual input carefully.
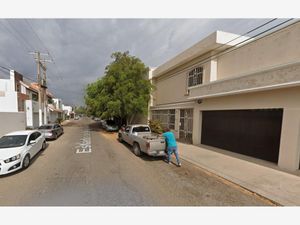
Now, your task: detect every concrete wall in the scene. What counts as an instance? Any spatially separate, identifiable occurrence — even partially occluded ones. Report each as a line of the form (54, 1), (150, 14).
(0, 91), (18, 112)
(0, 112), (26, 137)
(193, 87), (300, 171)
(217, 22), (300, 80)
(49, 111), (59, 123)
(25, 100), (39, 128)
(0, 76), (18, 112)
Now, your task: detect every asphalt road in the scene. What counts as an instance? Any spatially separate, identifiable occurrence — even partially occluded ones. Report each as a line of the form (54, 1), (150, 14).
(0, 118), (272, 206)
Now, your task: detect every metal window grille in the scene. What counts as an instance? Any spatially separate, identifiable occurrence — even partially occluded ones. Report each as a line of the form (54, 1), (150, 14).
(151, 109), (175, 129)
(188, 67), (203, 87)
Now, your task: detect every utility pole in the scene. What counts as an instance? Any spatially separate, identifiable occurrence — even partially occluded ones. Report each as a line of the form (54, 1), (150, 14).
(36, 51), (43, 126)
(30, 51), (52, 127)
(41, 59), (47, 125)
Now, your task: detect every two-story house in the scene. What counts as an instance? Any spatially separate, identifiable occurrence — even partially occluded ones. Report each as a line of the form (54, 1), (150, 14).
(150, 21), (300, 172)
(0, 70), (57, 129)
(47, 98), (64, 123)
(0, 70), (27, 135)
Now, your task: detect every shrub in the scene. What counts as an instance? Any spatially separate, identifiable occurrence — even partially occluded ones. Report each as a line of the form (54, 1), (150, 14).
(148, 120), (163, 134)
(55, 117), (63, 124)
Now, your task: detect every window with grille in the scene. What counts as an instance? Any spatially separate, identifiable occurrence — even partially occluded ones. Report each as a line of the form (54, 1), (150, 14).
(151, 109), (175, 130)
(188, 67), (203, 87)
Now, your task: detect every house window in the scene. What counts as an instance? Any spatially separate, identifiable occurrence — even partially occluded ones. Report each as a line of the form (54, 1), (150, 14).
(188, 67), (203, 87)
(152, 109), (175, 130)
(18, 99), (25, 111)
(32, 93), (38, 101)
(15, 82), (21, 92)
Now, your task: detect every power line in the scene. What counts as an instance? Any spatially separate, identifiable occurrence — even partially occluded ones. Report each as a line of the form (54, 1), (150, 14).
(0, 20), (32, 53)
(25, 20), (64, 81)
(6, 19), (35, 51)
(0, 65), (10, 71)
(207, 18), (278, 54)
(163, 18), (296, 79)
(208, 18), (296, 62)
(25, 20), (51, 55)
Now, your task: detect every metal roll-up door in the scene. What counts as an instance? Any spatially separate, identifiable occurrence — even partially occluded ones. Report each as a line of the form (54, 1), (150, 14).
(201, 109), (283, 163)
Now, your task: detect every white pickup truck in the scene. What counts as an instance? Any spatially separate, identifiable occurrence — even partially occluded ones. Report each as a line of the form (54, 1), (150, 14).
(118, 124), (166, 157)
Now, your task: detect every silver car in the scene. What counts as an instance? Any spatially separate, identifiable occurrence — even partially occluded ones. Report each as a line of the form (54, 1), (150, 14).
(38, 124), (64, 140)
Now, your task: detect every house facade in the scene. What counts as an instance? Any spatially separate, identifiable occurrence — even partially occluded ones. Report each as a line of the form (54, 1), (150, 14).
(150, 21), (300, 172)
(0, 70), (65, 129)
(62, 104), (74, 119)
(47, 98), (64, 123)
(0, 70), (27, 135)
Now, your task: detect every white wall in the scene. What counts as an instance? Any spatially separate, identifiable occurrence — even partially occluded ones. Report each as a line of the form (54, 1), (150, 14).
(49, 111), (59, 123)
(0, 76), (18, 112)
(25, 100), (39, 128)
(0, 91), (18, 112)
(62, 105), (72, 115)
(0, 112), (26, 137)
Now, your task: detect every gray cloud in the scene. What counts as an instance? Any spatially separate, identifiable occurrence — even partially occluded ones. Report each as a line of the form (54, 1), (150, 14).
(0, 18), (277, 106)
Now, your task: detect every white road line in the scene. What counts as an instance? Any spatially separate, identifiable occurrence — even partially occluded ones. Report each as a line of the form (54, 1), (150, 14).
(75, 128), (92, 154)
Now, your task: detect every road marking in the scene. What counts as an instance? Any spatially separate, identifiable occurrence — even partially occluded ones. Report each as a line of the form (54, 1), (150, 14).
(75, 128), (92, 154)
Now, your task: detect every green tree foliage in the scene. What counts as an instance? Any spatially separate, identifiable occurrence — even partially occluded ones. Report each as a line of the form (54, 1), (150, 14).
(75, 106), (87, 115)
(85, 51), (152, 125)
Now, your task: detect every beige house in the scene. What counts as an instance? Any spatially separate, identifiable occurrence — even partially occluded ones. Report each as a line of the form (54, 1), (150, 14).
(150, 21), (300, 172)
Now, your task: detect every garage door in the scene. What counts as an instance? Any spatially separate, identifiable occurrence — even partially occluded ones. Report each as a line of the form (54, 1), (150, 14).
(201, 109), (283, 163)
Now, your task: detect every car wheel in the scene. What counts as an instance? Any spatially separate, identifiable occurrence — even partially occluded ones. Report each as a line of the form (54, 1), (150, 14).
(22, 154), (31, 169)
(41, 141), (46, 150)
(133, 143), (141, 156)
(54, 133), (58, 140)
(118, 134), (123, 142)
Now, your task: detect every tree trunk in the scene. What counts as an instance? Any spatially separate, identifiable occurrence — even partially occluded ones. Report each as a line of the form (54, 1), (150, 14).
(128, 113), (136, 125)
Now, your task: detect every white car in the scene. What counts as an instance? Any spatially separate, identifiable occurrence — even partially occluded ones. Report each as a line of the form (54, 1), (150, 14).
(0, 130), (46, 175)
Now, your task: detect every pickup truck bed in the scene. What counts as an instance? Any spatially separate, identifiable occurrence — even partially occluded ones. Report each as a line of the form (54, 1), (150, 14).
(118, 124), (166, 157)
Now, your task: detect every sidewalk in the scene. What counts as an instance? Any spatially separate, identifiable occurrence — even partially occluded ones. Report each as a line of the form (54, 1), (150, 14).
(178, 143), (300, 206)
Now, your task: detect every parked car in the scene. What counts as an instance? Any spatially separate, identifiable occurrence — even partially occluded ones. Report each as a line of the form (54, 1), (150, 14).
(94, 117), (101, 121)
(38, 123), (64, 140)
(99, 120), (106, 128)
(104, 120), (119, 132)
(0, 130), (46, 175)
(74, 116), (80, 120)
(118, 124), (166, 156)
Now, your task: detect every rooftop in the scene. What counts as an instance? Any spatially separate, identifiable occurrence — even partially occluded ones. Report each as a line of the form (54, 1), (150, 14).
(153, 31), (249, 78)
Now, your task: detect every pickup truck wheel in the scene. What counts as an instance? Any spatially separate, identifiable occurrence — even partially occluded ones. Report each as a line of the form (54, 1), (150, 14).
(133, 143), (141, 156)
(118, 133), (123, 142)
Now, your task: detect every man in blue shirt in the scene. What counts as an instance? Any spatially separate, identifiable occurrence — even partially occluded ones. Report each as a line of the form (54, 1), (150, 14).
(162, 127), (181, 167)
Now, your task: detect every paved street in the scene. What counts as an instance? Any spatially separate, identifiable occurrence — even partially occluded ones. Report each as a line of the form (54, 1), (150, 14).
(0, 118), (273, 206)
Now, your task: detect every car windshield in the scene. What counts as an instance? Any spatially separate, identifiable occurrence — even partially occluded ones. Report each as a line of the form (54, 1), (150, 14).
(38, 125), (53, 129)
(0, 135), (28, 148)
(106, 120), (116, 125)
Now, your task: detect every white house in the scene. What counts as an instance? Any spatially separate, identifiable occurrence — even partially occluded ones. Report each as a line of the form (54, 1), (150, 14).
(62, 104), (73, 119)
(0, 69), (65, 129)
(47, 98), (64, 123)
(0, 70), (27, 135)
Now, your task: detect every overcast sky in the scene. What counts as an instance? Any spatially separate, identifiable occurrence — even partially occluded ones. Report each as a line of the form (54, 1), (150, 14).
(0, 18), (286, 106)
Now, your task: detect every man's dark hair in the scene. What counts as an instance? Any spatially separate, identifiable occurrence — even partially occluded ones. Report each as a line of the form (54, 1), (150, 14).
(163, 127), (170, 132)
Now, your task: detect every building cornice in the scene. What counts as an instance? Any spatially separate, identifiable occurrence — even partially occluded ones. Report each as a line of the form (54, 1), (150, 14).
(188, 60), (300, 100)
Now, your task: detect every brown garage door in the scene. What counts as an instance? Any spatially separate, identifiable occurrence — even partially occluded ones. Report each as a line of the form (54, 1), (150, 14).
(201, 109), (283, 163)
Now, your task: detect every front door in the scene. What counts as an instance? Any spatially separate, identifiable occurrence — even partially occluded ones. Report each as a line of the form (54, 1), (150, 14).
(179, 109), (193, 144)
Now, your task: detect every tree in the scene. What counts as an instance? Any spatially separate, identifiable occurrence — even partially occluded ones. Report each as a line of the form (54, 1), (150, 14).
(74, 106), (87, 115)
(85, 51), (152, 125)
